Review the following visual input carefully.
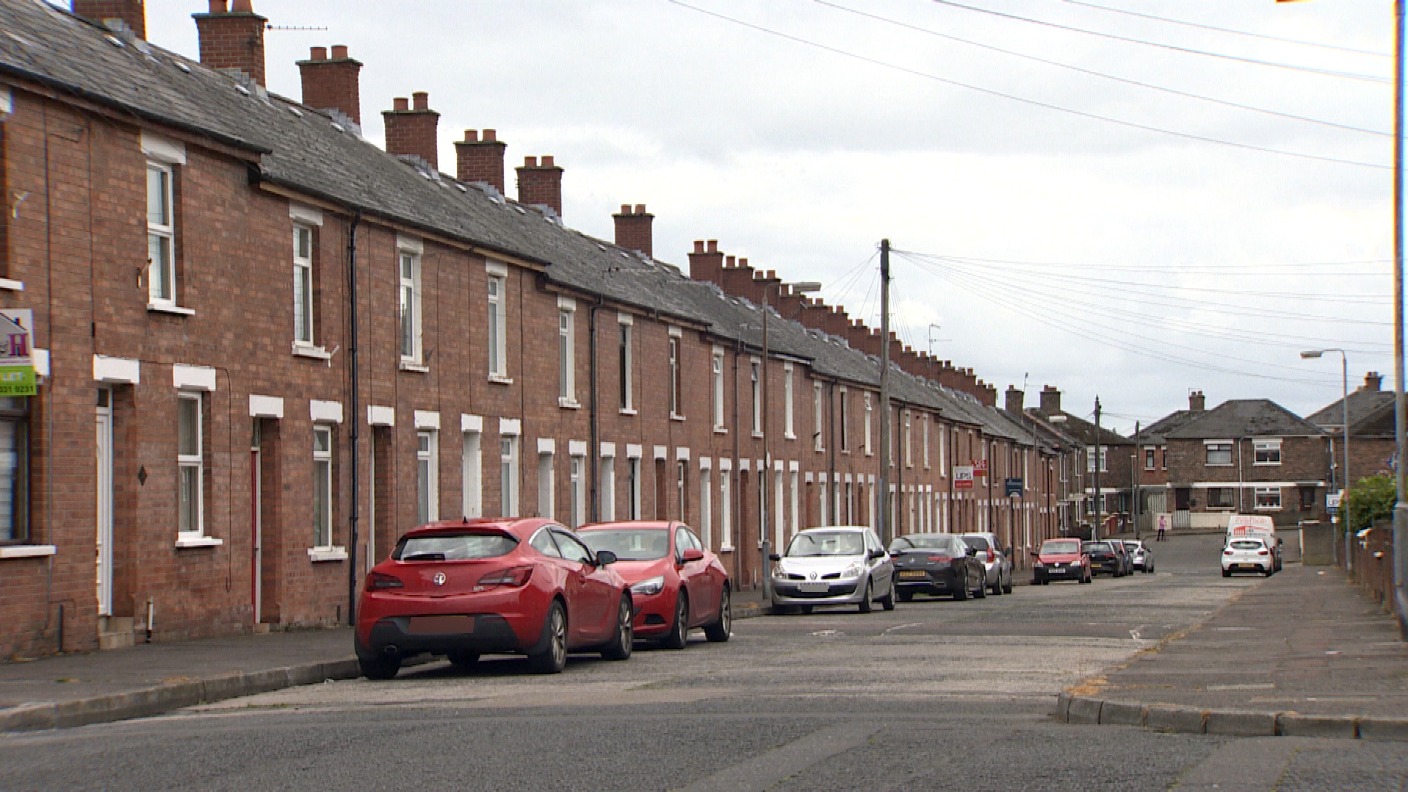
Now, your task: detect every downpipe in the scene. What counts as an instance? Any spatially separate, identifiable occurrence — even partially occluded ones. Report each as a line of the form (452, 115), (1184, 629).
(145, 597), (154, 643)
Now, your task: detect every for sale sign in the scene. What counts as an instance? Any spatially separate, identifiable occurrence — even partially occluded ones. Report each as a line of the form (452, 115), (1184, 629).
(954, 465), (974, 490)
(0, 310), (35, 397)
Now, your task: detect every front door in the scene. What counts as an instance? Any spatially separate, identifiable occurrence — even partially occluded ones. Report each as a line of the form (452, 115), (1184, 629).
(95, 388), (113, 616)
(251, 420), (262, 623)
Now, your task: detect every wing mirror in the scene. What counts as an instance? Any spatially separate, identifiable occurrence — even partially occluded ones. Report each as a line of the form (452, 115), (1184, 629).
(869, 548), (885, 560)
(595, 550), (618, 566)
(768, 553), (783, 562)
(681, 547), (704, 563)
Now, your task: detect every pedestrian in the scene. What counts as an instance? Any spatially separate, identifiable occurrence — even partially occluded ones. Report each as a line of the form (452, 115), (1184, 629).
(1156, 514), (1167, 542)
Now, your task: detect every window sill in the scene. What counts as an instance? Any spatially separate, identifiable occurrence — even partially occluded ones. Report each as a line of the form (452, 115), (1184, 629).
(0, 278), (24, 292)
(1252, 462), (1282, 467)
(751, 432), (763, 440)
(293, 343), (331, 361)
(399, 361), (430, 373)
(670, 414), (685, 422)
(619, 408), (637, 416)
(0, 544), (56, 559)
(489, 374), (513, 386)
(719, 545), (735, 553)
(559, 398), (581, 410)
(714, 426), (727, 435)
(175, 536), (223, 549)
(784, 433), (797, 441)
(308, 546), (348, 562)
(148, 303), (195, 316)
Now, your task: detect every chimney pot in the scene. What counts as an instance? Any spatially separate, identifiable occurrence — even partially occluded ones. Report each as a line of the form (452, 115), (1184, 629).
(310, 46), (327, 61)
(330, 44), (348, 59)
(208, 0), (226, 12)
(412, 91), (429, 111)
(464, 129), (479, 143)
(483, 129), (497, 142)
(525, 156), (538, 168)
(393, 96), (409, 112)
(620, 204), (631, 214)
(541, 155), (555, 168)
(635, 203), (646, 213)
(693, 241), (705, 254)
(725, 256), (736, 267)
(231, 0), (252, 11)
(707, 240), (718, 253)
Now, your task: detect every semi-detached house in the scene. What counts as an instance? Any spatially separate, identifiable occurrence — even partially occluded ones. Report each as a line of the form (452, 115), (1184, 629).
(0, 0), (1074, 659)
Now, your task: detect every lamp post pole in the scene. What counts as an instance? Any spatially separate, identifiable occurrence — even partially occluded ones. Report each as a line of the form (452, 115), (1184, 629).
(1303, 348), (1350, 561)
(1393, 0), (1408, 639)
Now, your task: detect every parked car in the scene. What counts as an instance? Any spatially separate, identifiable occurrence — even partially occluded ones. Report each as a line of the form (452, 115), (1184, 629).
(770, 526), (895, 614)
(1031, 537), (1091, 584)
(355, 517), (634, 679)
(1226, 514), (1282, 572)
(959, 532), (1014, 595)
(1107, 537), (1134, 576)
(888, 533), (987, 601)
(1122, 539), (1154, 573)
(577, 520), (731, 648)
(1222, 537), (1276, 577)
(1083, 541), (1124, 577)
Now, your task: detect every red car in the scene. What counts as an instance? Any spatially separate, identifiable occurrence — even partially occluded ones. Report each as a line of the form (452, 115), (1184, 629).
(355, 517), (634, 678)
(1031, 537), (1092, 585)
(577, 521), (731, 648)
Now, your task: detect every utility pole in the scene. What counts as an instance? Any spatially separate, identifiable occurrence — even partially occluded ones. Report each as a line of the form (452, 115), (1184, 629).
(1093, 396), (1102, 542)
(1132, 420), (1140, 541)
(879, 239), (892, 544)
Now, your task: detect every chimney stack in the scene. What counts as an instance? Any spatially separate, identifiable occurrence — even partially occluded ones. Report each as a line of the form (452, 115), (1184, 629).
(455, 129), (507, 193)
(383, 92), (440, 170)
(72, 0), (146, 39)
(613, 204), (654, 257)
(1189, 390), (1206, 412)
(1005, 386), (1024, 415)
(298, 45), (362, 125)
(1363, 371), (1383, 392)
(688, 240), (724, 285)
(194, 0), (267, 86)
(1039, 385), (1062, 416)
(516, 156), (564, 217)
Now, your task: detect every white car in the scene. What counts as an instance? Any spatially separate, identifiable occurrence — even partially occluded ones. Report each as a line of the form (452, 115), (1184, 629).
(769, 526), (895, 614)
(1222, 537), (1275, 577)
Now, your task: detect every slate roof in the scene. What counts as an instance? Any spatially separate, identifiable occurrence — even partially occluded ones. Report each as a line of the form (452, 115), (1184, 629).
(1305, 388), (1396, 436)
(1164, 399), (1324, 440)
(0, 0), (1047, 440)
(1133, 409), (1205, 445)
(1033, 410), (1130, 448)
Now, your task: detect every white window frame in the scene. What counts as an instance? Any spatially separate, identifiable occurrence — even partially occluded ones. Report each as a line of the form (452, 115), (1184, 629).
(719, 465), (733, 550)
(499, 435), (519, 515)
(558, 299), (578, 407)
(1253, 438), (1282, 466)
(619, 314), (635, 413)
(904, 410), (913, 468)
(922, 416), (930, 468)
(538, 449), (555, 520)
(1254, 486), (1282, 511)
(712, 347), (726, 432)
(677, 460), (688, 521)
(627, 455), (642, 520)
(293, 223), (315, 346)
(668, 328), (683, 419)
(177, 392), (204, 539)
(1087, 446), (1108, 473)
(1144, 447), (1156, 471)
(1205, 440), (1234, 467)
(839, 387), (850, 452)
(462, 427), (482, 519)
(147, 161), (177, 308)
(700, 465), (713, 549)
(313, 424), (334, 548)
(487, 263), (508, 379)
(750, 358), (762, 437)
(570, 454), (585, 527)
(417, 429), (438, 524)
(600, 454), (616, 521)
(864, 393), (873, 456)
(813, 382), (824, 451)
(783, 363), (796, 439)
(398, 246), (422, 364)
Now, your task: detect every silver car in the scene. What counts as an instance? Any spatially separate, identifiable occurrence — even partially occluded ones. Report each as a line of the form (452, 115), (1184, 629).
(1122, 539), (1155, 573)
(959, 532), (1014, 595)
(770, 526), (895, 614)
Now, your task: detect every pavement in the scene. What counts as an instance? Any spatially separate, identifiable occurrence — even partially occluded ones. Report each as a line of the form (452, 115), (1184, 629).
(2, 562), (1405, 740)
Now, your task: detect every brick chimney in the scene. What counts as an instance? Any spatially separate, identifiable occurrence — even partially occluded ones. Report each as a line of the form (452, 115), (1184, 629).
(298, 45), (362, 125)
(72, 0), (146, 38)
(516, 156), (563, 217)
(688, 240), (724, 285)
(1039, 385), (1062, 416)
(193, 0), (266, 86)
(1363, 371), (1383, 392)
(454, 130), (507, 193)
(613, 204), (654, 257)
(1005, 386), (1024, 415)
(383, 92), (440, 170)
(1189, 390), (1205, 412)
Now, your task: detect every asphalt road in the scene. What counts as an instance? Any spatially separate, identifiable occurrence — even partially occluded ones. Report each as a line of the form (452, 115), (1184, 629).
(2, 533), (1405, 791)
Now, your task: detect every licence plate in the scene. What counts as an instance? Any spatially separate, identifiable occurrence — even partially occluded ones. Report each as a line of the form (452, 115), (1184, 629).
(798, 581), (829, 593)
(408, 615), (474, 635)
(898, 570), (927, 579)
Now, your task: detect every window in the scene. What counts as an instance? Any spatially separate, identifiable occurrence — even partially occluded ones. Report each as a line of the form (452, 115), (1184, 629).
(177, 393), (204, 537)
(668, 333), (682, 418)
(750, 359), (762, 436)
(618, 315), (634, 412)
(313, 425), (333, 547)
(1254, 439), (1282, 466)
(863, 393), (873, 455)
(783, 363), (795, 439)
(462, 429), (482, 519)
(922, 417), (930, 468)
(293, 224), (315, 346)
(0, 398), (30, 544)
(676, 461), (688, 521)
(712, 348), (725, 431)
(487, 265), (507, 378)
(813, 383), (824, 451)
(1299, 486), (1316, 512)
(1254, 486), (1282, 511)
(599, 456), (616, 521)
(499, 436), (519, 515)
(399, 249), (421, 363)
(627, 456), (642, 520)
(700, 467), (712, 548)
(1144, 448), (1155, 471)
(904, 411), (912, 467)
(1205, 441), (1233, 466)
(147, 162), (176, 306)
(1086, 446), (1108, 473)
(1207, 487), (1234, 509)
(417, 430), (438, 524)
(839, 387), (850, 452)
(537, 450), (554, 520)
(720, 469), (732, 548)
(570, 455), (585, 527)
(558, 299), (577, 405)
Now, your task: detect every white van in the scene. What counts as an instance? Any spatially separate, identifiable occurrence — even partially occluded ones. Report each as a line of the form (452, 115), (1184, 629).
(1226, 514), (1281, 571)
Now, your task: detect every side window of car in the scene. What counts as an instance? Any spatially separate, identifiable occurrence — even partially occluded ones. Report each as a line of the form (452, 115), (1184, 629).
(674, 527), (690, 560)
(530, 528), (562, 558)
(553, 529), (593, 564)
(686, 529), (704, 553)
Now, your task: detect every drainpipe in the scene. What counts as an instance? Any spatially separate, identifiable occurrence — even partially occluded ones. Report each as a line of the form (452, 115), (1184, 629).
(588, 300), (600, 521)
(346, 210), (362, 626)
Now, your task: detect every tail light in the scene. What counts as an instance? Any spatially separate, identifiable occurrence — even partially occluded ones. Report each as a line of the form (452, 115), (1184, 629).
(475, 565), (534, 591)
(986, 548), (996, 563)
(1223, 550), (1234, 556)
(367, 571), (404, 590)
(1257, 550), (1269, 556)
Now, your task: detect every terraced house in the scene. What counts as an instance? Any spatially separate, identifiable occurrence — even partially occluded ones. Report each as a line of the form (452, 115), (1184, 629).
(0, 0), (1077, 659)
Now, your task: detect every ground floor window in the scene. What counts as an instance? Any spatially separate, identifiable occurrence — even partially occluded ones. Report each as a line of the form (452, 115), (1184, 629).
(313, 425), (333, 547)
(0, 398), (29, 543)
(1254, 486), (1282, 511)
(1207, 487), (1235, 509)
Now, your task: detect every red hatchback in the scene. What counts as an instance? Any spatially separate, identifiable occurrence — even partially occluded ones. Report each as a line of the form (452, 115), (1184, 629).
(355, 517), (634, 678)
(577, 521), (731, 649)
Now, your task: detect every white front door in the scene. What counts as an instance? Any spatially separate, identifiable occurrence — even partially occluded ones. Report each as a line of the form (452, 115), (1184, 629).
(251, 421), (262, 623)
(95, 389), (113, 616)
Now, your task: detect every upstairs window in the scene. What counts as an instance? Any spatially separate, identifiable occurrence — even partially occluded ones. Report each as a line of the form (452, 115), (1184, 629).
(618, 316), (634, 412)
(398, 248), (422, 363)
(863, 394), (873, 456)
(558, 299), (577, 406)
(293, 224), (316, 346)
(147, 163), (176, 306)
(1253, 439), (1282, 466)
(668, 332), (682, 418)
(712, 348), (725, 431)
(1205, 441), (1233, 466)
(813, 382), (824, 451)
(1144, 448), (1155, 470)
(750, 359), (762, 436)
(487, 262), (508, 378)
(783, 364), (795, 439)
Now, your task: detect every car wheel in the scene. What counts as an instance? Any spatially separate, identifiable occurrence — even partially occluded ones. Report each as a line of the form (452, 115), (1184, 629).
(601, 594), (634, 661)
(858, 579), (873, 613)
(898, 589), (914, 603)
(1033, 573), (1045, 586)
(800, 605), (814, 615)
(954, 572), (969, 601)
(359, 653), (401, 680)
(704, 586), (731, 643)
(528, 601), (568, 674)
(974, 570), (987, 599)
(661, 591), (689, 650)
(1002, 571), (1013, 595)
(446, 651), (480, 668)
(1221, 569), (1232, 578)
(881, 577), (896, 611)
(1263, 566), (1274, 577)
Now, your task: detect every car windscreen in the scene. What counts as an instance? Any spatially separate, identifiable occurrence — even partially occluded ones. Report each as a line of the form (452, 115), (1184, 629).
(1084, 542), (1111, 553)
(1229, 540), (1265, 550)
(786, 531), (864, 557)
(960, 535), (991, 550)
(890, 534), (948, 552)
(1042, 540), (1081, 554)
(394, 531), (517, 561)
(580, 529), (668, 561)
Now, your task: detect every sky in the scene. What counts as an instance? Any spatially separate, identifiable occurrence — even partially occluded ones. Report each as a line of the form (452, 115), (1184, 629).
(131, 0), (1400, 436)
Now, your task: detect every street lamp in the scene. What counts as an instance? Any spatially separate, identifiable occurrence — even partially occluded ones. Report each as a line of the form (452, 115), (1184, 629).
(1302, 349), (1350, 546)
(760, 280), (821, 603)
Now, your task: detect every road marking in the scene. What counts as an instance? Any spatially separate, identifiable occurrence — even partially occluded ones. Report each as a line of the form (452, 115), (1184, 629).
(678, 721), (884, 792)
(881, 622), (924, 636)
